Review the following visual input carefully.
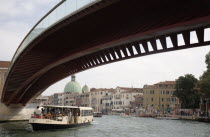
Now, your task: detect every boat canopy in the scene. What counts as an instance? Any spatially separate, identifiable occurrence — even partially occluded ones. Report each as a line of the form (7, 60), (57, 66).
(41, 105), (92, 110)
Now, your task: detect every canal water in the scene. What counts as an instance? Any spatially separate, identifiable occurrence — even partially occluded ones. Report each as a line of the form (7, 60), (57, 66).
(1, 115), (210, 137)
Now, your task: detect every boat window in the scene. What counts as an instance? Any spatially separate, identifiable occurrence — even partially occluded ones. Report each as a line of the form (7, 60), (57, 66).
(81, 110), (93, 116)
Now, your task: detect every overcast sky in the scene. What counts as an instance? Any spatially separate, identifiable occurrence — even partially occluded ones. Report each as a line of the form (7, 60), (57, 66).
(1, 0), (210, 96)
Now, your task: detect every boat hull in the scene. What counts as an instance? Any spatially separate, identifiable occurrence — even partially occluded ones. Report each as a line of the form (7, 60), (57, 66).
(93, 115), (102, 117)
(31, 122), (91, 131)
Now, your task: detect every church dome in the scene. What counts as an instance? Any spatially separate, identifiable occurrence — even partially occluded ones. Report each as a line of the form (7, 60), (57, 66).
(64, 75), (82, 93)
(82, 85), (90, 93)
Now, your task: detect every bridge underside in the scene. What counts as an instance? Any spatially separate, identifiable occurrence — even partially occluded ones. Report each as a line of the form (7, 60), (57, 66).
(2, 0), (210, 105)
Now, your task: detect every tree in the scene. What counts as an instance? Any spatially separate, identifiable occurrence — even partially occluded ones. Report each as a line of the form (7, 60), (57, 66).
(174, 74), (200, 109)
(199, 51), (210, 98)
(205, 51), (210, 68)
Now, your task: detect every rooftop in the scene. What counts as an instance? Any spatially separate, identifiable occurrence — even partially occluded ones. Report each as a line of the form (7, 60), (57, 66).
(154, 81), (176, 85)
(0, 61), (10, 68)
(90, 88), (115, 92)
(118, 87), (143, 90)
(121, 90), (143, 94)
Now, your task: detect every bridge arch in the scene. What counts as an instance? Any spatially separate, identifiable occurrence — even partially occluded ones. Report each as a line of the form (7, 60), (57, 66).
(2, 0), (210, 105)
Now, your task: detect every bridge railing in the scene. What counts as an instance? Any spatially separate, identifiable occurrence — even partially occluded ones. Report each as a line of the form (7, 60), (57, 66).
(10, 0), (99, 70)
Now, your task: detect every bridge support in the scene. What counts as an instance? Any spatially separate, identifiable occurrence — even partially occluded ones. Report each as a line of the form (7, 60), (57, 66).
(0, 103), (28, 122)
(0, 84), (37, 122)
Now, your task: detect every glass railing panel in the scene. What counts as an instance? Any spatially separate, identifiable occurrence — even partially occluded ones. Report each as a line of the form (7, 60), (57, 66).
(10, 0), (100, 69)
(77, 0), (93, 8)
(65, 0), (77, 14)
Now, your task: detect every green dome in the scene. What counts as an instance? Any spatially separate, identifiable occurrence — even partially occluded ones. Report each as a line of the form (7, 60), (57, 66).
(82, 85), (90, 93)
(64, 75), (82, 93)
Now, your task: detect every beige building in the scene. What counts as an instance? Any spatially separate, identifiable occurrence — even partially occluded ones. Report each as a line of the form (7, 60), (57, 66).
(143, 81), (180, 113)
(89, 88), (115, 112)
(0, 61), (10, 99)
(112, 87), (143, 110)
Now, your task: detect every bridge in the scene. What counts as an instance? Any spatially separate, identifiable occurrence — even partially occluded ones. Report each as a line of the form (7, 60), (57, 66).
(2, 0), (210, 105)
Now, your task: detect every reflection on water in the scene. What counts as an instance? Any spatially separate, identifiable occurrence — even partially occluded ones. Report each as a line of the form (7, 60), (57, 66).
(1, 115), (210, 137)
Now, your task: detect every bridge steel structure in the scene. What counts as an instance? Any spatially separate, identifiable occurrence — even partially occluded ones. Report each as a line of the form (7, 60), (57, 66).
(2, 0), (210, 105)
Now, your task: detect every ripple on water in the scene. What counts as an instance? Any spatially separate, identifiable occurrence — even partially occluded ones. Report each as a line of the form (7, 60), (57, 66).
(1, 116), (210, 137)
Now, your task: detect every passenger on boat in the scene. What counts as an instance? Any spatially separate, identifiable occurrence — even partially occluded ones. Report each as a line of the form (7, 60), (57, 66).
(68, 110), (72, 123)
(34, 106), (41, 116)
(47, 112), (51, 119)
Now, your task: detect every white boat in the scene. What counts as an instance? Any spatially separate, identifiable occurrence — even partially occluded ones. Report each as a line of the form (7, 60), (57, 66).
(29, 105), (93, 131)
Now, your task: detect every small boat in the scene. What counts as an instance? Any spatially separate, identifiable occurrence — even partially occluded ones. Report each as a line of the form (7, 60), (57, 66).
(29, 105), (93, 131)
(93, 112), (102, 117)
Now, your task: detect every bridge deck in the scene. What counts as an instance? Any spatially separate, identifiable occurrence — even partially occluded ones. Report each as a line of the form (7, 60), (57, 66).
(2, 0), (210, 105)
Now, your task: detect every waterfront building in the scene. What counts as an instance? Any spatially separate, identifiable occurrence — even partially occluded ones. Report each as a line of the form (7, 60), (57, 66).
(32, 95), (49, 105)
(89, 88), (115, 112)
(143, 81), (180, 113)
(44, 95), (54, 105)
(102, 91), (114, 114)
(64, 75), (82, 93)
(53, 93), (60, 105)
(82, 85), (90, 93)
(75, 85), (91, 107)
(58, 93), (64, 106)
(0, 61), (10, 99)
(40, 95), (53, 105)
(62, 92), (79, 106)
(54, 75), (82, 106)
(130, 94), (144, 109)
(111, 87), (143, 112)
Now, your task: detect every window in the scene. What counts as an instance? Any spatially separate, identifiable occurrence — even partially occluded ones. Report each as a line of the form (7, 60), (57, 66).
(151, 98), (154, 101)
(161, 98), (164, 101)
(167, 104), (170, 108)
(161, 91), (165, 94)
(171, 98), (174, 101)
(166, 91), (169, 94)
(167, 98), (170, 101)
(150, 90), (154, 94)
(81, 110), (93, 116)
(162, 104), (164, 107)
